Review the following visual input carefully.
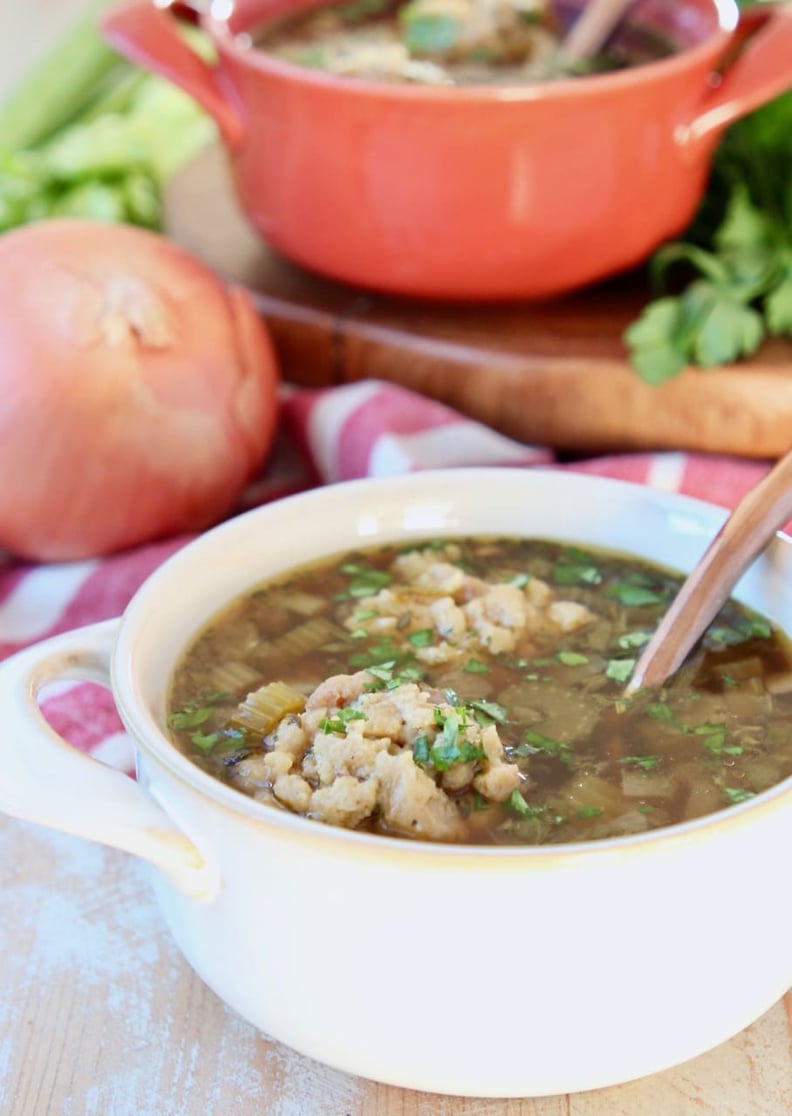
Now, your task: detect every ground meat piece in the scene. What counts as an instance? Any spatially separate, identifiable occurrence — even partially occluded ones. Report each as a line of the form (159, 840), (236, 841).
(310, 728), (393, 784)
(441, 761), (477, 792)
(373, 751), (465, 841)
(310, 775), (379, 828)
(547, 600), (596, 632)
(463, 585), (529, 653)
(230, 749), (293, 793)
(243, 669), (524, 839)
(352, 690), (406, 739)
(414, 641), (460, 665)
(305, 671), (367, 711)
(474, 762), (521, 802)
(480, 583), (530, 626)
(392, 551), (467, 594)
(340, 544), (597, 674)
(273, 773), (313, 813)
(472, 724), (521, 802)
(365, 614), (398, 635)
(429, 596), (467, 640)
(382, 683), (441, 739)
(525, 576), (553, 609)
(265, 714), (310, 762)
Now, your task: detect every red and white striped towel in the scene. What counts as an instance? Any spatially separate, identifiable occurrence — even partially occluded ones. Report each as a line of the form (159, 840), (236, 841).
(0, 380), (774, 774)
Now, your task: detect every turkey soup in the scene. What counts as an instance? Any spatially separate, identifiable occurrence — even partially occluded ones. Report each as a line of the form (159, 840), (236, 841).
(253, 0), (679, 87)
(167, 537), (792, 844)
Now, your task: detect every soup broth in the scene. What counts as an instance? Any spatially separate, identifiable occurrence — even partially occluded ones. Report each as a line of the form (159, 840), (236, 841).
(168, 537), (792, 845)
(253, 0), (678, 86)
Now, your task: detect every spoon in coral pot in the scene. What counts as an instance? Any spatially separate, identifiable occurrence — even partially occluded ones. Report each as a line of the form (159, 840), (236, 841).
(557, 0), (638, 62)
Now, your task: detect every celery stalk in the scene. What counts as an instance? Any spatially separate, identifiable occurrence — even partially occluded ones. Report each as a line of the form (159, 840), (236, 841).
(0, 1), (214, 234)
(0, 1), (124, 155)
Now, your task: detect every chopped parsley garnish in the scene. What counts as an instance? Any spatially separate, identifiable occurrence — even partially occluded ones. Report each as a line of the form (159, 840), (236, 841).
(190, 731), (221, 753)
(722, 786), (756, 805)
(413, 735), (431, 766)
(605, 583), (664, 607)
(558, 651), (589, 667)
(518, 730), (573, 765)
(398, 539), (447, 555)
(413, 709), (486, 772)
(318, 707), (367, 735)
(619, 755), (660, 771)
(646, 702), (675, 722)
(169, 706), (213, 730)
(399, 660), (426, 678)
(463, 659), (490, 674)
(693, 721), (726, 737)
(428, 738), (486, 772)
(706, 613), (773, 648)
(618, 630), (652, 650)
(396, 664), (424, 684)
(168, 694), (235, 752)
(643, 702), (688, 733)
(467, 699), (507, 725)
(577, 805), (604, 819)
(433, 705), (462, 744)
(401, 12), (460, 55)
(408, 628), (434, 648)
(605, 658), (635, 683)
(694, 722), (743, 757)
(552, 552), (602, 586)
(504, 790), (545, 818)
(360, 660), (425, 690)
(349, 640), (404, 668)
(510, 573), (531, 589)
(365, 661), (397, 683)
(192, 726), (247, 756)
(337, 563), (392, 600)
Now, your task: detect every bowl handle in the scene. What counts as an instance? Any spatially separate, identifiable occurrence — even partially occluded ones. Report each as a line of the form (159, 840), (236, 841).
(101, 0), (245, 151)
(680, 3), (792, 147)
(0, 620), (214, 899)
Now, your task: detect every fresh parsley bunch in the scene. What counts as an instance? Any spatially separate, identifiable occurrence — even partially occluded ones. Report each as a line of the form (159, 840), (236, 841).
(624, 34), (792, 383)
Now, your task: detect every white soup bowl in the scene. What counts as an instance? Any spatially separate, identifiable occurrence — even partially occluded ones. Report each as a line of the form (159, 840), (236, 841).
(0, 468), (790, 1098)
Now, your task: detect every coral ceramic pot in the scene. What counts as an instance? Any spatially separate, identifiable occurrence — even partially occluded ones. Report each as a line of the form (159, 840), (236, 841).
(102, 0), (792, 300)
(0, 470), (791, 1096)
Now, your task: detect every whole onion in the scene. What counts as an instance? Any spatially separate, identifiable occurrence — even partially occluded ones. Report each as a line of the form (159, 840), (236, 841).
(0, 218), (280, 562)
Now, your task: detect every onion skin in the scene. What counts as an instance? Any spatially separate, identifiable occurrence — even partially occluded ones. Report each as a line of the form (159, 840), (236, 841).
(0, 218), (280, 561)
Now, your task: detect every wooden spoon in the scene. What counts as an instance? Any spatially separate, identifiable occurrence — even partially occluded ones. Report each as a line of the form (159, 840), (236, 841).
(557, 0), (638, 62)
(625, 447), (792, 696)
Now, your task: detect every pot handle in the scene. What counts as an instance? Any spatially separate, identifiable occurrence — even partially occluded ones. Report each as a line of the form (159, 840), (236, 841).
(101, 0), (245, 151)
(680, 3), (792, 146)
(0, 620), (214, 899)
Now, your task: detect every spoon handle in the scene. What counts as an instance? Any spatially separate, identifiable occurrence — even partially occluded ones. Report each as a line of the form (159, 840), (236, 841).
(626, 448), (792, 696)
(557, 0), (637, 62)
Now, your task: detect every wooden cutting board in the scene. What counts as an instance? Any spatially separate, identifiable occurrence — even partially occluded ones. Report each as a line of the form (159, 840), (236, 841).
(165, 145), (792, 458)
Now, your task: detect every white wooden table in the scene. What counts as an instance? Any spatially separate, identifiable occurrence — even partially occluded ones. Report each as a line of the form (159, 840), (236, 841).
(2, 810), (791, 1115)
